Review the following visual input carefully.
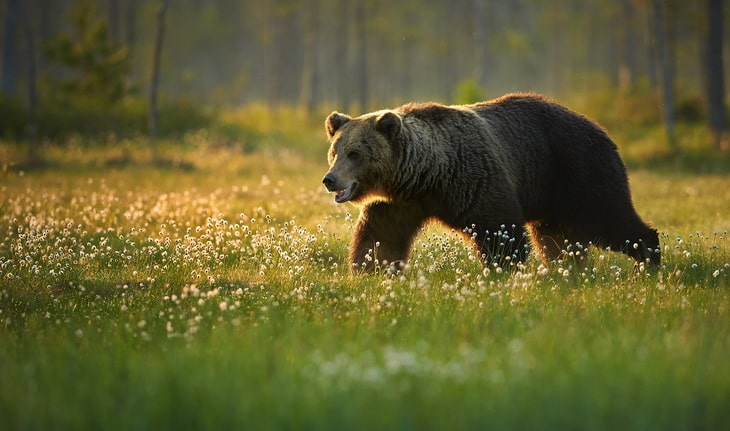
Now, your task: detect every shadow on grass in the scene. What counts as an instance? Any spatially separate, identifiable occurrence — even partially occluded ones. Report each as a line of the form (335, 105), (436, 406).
(5, 155), (59, 171)
(4, 153), (196, 173)
(104, 154), (196, 172)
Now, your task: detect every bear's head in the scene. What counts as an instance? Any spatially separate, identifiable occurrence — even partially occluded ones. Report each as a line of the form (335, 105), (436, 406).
(322, 110), (402, 203)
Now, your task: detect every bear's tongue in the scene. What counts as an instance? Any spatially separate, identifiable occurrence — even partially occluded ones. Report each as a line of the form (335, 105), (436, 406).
(334, 184), (354, 203)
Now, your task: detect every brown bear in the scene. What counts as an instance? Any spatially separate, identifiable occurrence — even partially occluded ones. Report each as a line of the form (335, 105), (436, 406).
(322, 93), (660, 272)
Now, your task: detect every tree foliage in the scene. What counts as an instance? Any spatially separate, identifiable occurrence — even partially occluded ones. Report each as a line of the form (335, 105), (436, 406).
(43, 0), (132, 105)
(454, 79), (487, 105)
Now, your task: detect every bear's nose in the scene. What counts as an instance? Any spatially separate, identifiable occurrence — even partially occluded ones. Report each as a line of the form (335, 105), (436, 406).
(322, 173), (337, 191)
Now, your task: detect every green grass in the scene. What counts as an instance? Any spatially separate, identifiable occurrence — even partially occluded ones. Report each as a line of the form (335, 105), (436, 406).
(1, 139), (729, 430)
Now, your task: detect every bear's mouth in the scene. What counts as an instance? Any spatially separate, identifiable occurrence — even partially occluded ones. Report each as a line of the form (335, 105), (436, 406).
(334, 183), (357, 203)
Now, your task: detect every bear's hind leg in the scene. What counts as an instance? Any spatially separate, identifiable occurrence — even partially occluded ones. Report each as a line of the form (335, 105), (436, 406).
(526, 223), (567, 265)
(473, 224), (530, 269)
(527, 222), (596, 267)
(599, 224), (661, 267)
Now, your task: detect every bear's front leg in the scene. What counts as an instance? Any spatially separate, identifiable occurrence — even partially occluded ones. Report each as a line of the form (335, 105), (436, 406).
(350, 201), (427, 272)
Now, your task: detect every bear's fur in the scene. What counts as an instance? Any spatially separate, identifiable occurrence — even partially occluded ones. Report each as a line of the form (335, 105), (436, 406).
(322, 93), (660, 272)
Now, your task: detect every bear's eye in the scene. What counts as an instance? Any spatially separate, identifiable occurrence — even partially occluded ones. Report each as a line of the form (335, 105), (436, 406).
(347, 151), (360, 161)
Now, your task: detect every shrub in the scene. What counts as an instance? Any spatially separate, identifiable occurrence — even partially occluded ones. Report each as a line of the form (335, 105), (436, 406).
(454, 79), (487, 105)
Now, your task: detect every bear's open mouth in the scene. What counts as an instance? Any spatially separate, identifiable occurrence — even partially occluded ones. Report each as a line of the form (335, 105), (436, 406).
(334, 183), (357, 203)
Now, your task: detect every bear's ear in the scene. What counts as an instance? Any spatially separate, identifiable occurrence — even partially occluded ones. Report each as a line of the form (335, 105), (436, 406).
(325, 112), (351, 139)
(375, 111), (402, 141)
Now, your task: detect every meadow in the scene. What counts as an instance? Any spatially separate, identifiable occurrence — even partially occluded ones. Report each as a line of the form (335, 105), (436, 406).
(1, 128), (729, 430)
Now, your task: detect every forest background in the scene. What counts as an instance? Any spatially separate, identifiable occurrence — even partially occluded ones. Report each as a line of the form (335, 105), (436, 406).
(2, 2), (730, 429)
(0, 0), (728, 159)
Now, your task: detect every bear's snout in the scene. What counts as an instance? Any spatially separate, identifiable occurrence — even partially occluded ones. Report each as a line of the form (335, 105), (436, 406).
(322, 173), (337, 191)
(323, 172), (358, 203)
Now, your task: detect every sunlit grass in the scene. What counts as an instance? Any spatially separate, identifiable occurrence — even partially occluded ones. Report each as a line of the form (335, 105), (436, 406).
(1, 139), (729, 430)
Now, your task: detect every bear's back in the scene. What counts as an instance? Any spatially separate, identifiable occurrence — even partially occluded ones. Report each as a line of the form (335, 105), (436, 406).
(470, 94), (629, 216)
(470, 94), (616, 153)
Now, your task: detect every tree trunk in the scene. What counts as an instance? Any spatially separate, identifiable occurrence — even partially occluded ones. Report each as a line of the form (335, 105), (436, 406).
(472, 0), (487, 87)
(262, 1), (284, 107)
(299, 0), (320, 115)
(20, 2), (39, 163)
(706, 0), (725, 150)
(335, 0), (351, 110)
(354, 0), (368, 112)
(124, 0), (137, 60)
(619, 0), (639, 91)
(123, 0), (138, 85)
(149, 0), (169, 160)
(108, 0), (120, 44)
(2, 0), (20, 97)
(651, 0), (676, 150)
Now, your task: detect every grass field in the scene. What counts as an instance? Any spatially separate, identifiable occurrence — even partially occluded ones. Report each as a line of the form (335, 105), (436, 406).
(1, 137), (729, 430)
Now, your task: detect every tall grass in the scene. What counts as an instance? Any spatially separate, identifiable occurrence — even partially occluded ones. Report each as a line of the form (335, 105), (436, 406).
(1, 141), (729, 430)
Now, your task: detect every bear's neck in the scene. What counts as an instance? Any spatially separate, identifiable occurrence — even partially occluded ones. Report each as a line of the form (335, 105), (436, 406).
(388, 123), (449, 200)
